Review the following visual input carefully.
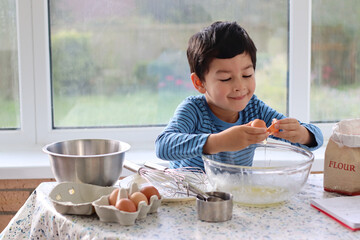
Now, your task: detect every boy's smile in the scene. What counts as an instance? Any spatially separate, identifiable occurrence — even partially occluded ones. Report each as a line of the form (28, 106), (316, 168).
(199, 53), (255, 123)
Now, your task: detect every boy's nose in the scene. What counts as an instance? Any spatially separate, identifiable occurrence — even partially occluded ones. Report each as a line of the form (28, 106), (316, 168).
(233, 80), (246, 92)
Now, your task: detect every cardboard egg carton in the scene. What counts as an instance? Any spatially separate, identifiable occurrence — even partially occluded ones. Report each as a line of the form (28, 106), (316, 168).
(49, 182), (117, 215)
(49, 182), (161, 226)
(93, 182), (161, 225)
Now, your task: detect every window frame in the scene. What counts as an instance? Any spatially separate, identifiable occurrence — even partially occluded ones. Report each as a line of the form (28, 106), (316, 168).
(288, 0), (333, 140)
(0, 0), (36, 145)
(0, 0), (333, 151)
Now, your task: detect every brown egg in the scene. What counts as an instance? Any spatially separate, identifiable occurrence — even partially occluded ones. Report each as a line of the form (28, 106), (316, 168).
(251, 119), (266, 128)
(267, 118), (279, 135)
(140, 186), (161, 201)
(109, 188), (119, 206)
(115, 198), (137, 212)
(129, 192), (148, 209)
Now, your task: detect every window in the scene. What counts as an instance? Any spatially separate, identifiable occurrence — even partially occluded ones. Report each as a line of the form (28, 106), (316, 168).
(0, 0), (20, 129)
(311, 0), (360, 122)
(48, 0), (288, 128)
(1, 0), (346, 150)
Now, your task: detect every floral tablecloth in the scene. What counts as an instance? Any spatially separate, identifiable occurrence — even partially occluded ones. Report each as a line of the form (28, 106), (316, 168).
(1, 174), (359, 240)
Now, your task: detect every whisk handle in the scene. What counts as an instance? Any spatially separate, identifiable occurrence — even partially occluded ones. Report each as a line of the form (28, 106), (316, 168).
(144, 161), (168, 171)
(123, 160), (142, 173)
(187, 182), (210, 199)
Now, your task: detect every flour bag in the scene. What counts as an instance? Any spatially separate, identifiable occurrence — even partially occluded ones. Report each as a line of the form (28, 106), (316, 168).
(324, 119), (360, 195)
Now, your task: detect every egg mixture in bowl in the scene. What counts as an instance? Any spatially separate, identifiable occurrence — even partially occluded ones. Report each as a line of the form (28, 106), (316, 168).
(202, 142), (314, 206)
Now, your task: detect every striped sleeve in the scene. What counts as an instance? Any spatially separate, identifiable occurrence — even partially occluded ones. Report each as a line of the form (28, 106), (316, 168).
(155, 98), (210, 161)
(156, 132), (209, 160)
(296, 122), (323, 151)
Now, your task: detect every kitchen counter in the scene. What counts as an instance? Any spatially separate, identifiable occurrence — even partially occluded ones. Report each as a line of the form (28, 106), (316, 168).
(1, 174), (358, 239)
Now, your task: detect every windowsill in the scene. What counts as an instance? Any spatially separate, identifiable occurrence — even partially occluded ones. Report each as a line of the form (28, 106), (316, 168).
(0, 145), (165, 179)
(0, 144), (326, 180)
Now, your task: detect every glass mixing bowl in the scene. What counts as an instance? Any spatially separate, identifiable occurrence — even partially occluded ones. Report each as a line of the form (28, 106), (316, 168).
(202, 142), (314, 206)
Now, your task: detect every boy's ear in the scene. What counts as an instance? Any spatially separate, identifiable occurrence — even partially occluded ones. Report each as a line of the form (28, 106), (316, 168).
(191, 73), (206, 94)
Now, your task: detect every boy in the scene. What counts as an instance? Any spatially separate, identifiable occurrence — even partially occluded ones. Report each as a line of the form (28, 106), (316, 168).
(155, 21), (323, 170)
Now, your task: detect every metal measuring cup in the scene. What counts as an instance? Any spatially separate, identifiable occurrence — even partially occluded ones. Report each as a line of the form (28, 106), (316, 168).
(196, 191), (233, 222)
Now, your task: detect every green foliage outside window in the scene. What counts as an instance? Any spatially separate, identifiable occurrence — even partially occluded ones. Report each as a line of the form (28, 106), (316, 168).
(51, 30), (98, 96)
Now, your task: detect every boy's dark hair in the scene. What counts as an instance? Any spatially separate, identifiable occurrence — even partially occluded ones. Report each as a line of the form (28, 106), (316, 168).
(187, 21), (257, 81)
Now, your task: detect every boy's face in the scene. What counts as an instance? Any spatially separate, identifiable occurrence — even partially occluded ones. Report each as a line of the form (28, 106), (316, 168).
(200, 53), (255, 122)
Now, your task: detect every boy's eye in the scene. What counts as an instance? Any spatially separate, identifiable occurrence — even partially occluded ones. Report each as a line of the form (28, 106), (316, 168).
(243, 74), (252, 78)
(220, 78), (231, 82)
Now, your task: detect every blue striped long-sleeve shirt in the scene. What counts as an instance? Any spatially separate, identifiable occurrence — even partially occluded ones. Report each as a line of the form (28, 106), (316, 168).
(155, 95), (323, 170)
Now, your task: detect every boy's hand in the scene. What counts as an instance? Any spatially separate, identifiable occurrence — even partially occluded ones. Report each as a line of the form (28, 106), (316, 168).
(203, 123), (269, 154)
(272, 118), (314, 146)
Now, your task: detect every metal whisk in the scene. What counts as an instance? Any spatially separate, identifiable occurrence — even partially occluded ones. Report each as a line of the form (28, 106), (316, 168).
(144, 161), (208, 186)
(123, 160), (209, 198)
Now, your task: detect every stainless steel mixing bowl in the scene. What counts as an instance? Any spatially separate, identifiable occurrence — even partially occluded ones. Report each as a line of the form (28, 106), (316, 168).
(202, 142), (314, 206)
(43, 139), (131, 186)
